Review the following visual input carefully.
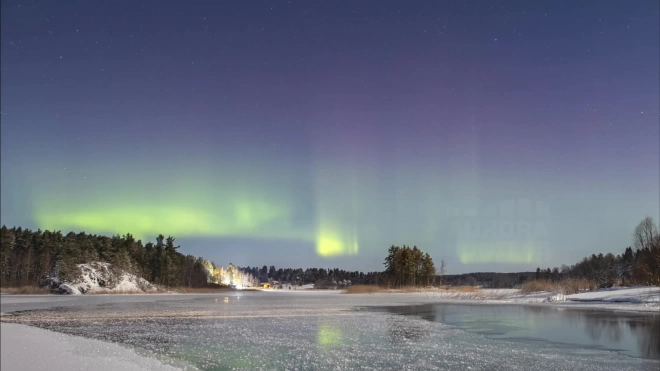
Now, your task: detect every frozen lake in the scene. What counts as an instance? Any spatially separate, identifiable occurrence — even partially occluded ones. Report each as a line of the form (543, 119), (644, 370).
(1, 291), (659, 370)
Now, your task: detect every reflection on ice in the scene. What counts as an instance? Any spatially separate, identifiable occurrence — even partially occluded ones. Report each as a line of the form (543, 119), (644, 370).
(317, 323), (342, 346)
(549, 307), (660, 359)
(378, 303), (660, 360)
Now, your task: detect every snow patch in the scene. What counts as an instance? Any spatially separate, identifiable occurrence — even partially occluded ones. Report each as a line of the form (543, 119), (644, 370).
(1, 323), (190, 371)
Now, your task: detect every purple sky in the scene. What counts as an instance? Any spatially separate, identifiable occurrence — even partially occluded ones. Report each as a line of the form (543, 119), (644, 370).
(1, 1), (658, 273)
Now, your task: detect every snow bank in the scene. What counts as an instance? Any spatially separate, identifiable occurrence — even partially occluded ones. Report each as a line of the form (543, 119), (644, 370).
(49, 262), (158, 295)
(566, 286), (659, 304)
(461, 287), (660, 306)
(0, 323), (192, 371)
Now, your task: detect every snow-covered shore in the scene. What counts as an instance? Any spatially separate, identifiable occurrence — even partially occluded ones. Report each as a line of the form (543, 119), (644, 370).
(452, 286), (660, 312)
(0, 323), (194, 371)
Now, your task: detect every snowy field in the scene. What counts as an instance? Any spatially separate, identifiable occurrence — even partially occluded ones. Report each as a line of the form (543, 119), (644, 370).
(1, 288), (658, 370)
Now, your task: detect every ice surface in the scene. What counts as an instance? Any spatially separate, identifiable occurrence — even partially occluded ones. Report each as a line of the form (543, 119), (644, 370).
(1, 291), (658, 370)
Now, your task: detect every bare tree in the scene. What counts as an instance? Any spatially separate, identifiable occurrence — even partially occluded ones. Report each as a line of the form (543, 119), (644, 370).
(633, 216), (658, 251)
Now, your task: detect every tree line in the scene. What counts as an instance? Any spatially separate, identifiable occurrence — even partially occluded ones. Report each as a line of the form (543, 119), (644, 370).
(442, 272), (534, 288)
(533, 216), (660, 287)
(250, 245), (437, 289)
(238, 266), (384, 287)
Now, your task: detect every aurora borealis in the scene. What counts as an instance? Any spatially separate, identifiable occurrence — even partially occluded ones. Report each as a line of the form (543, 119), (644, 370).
(1, 1), (658, 272)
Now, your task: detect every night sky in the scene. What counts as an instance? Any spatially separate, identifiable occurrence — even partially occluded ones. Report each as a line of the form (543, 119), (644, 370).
(1, 1), (658, 273)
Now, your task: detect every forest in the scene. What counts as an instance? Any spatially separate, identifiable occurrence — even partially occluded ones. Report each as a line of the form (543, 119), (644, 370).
(0, 228), (220, 288)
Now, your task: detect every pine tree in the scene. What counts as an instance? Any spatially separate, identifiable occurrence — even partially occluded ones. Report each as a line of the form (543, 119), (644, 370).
(383, 245), (435, 288)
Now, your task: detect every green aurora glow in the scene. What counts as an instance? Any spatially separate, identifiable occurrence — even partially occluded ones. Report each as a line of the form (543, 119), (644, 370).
(14, 146), (623, 269)
(456, 241), (541, 264)
(29, 163), (556, 265)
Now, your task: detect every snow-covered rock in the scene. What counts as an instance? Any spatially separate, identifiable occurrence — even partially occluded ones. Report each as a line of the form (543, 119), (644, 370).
(48, 262), (158, 295)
